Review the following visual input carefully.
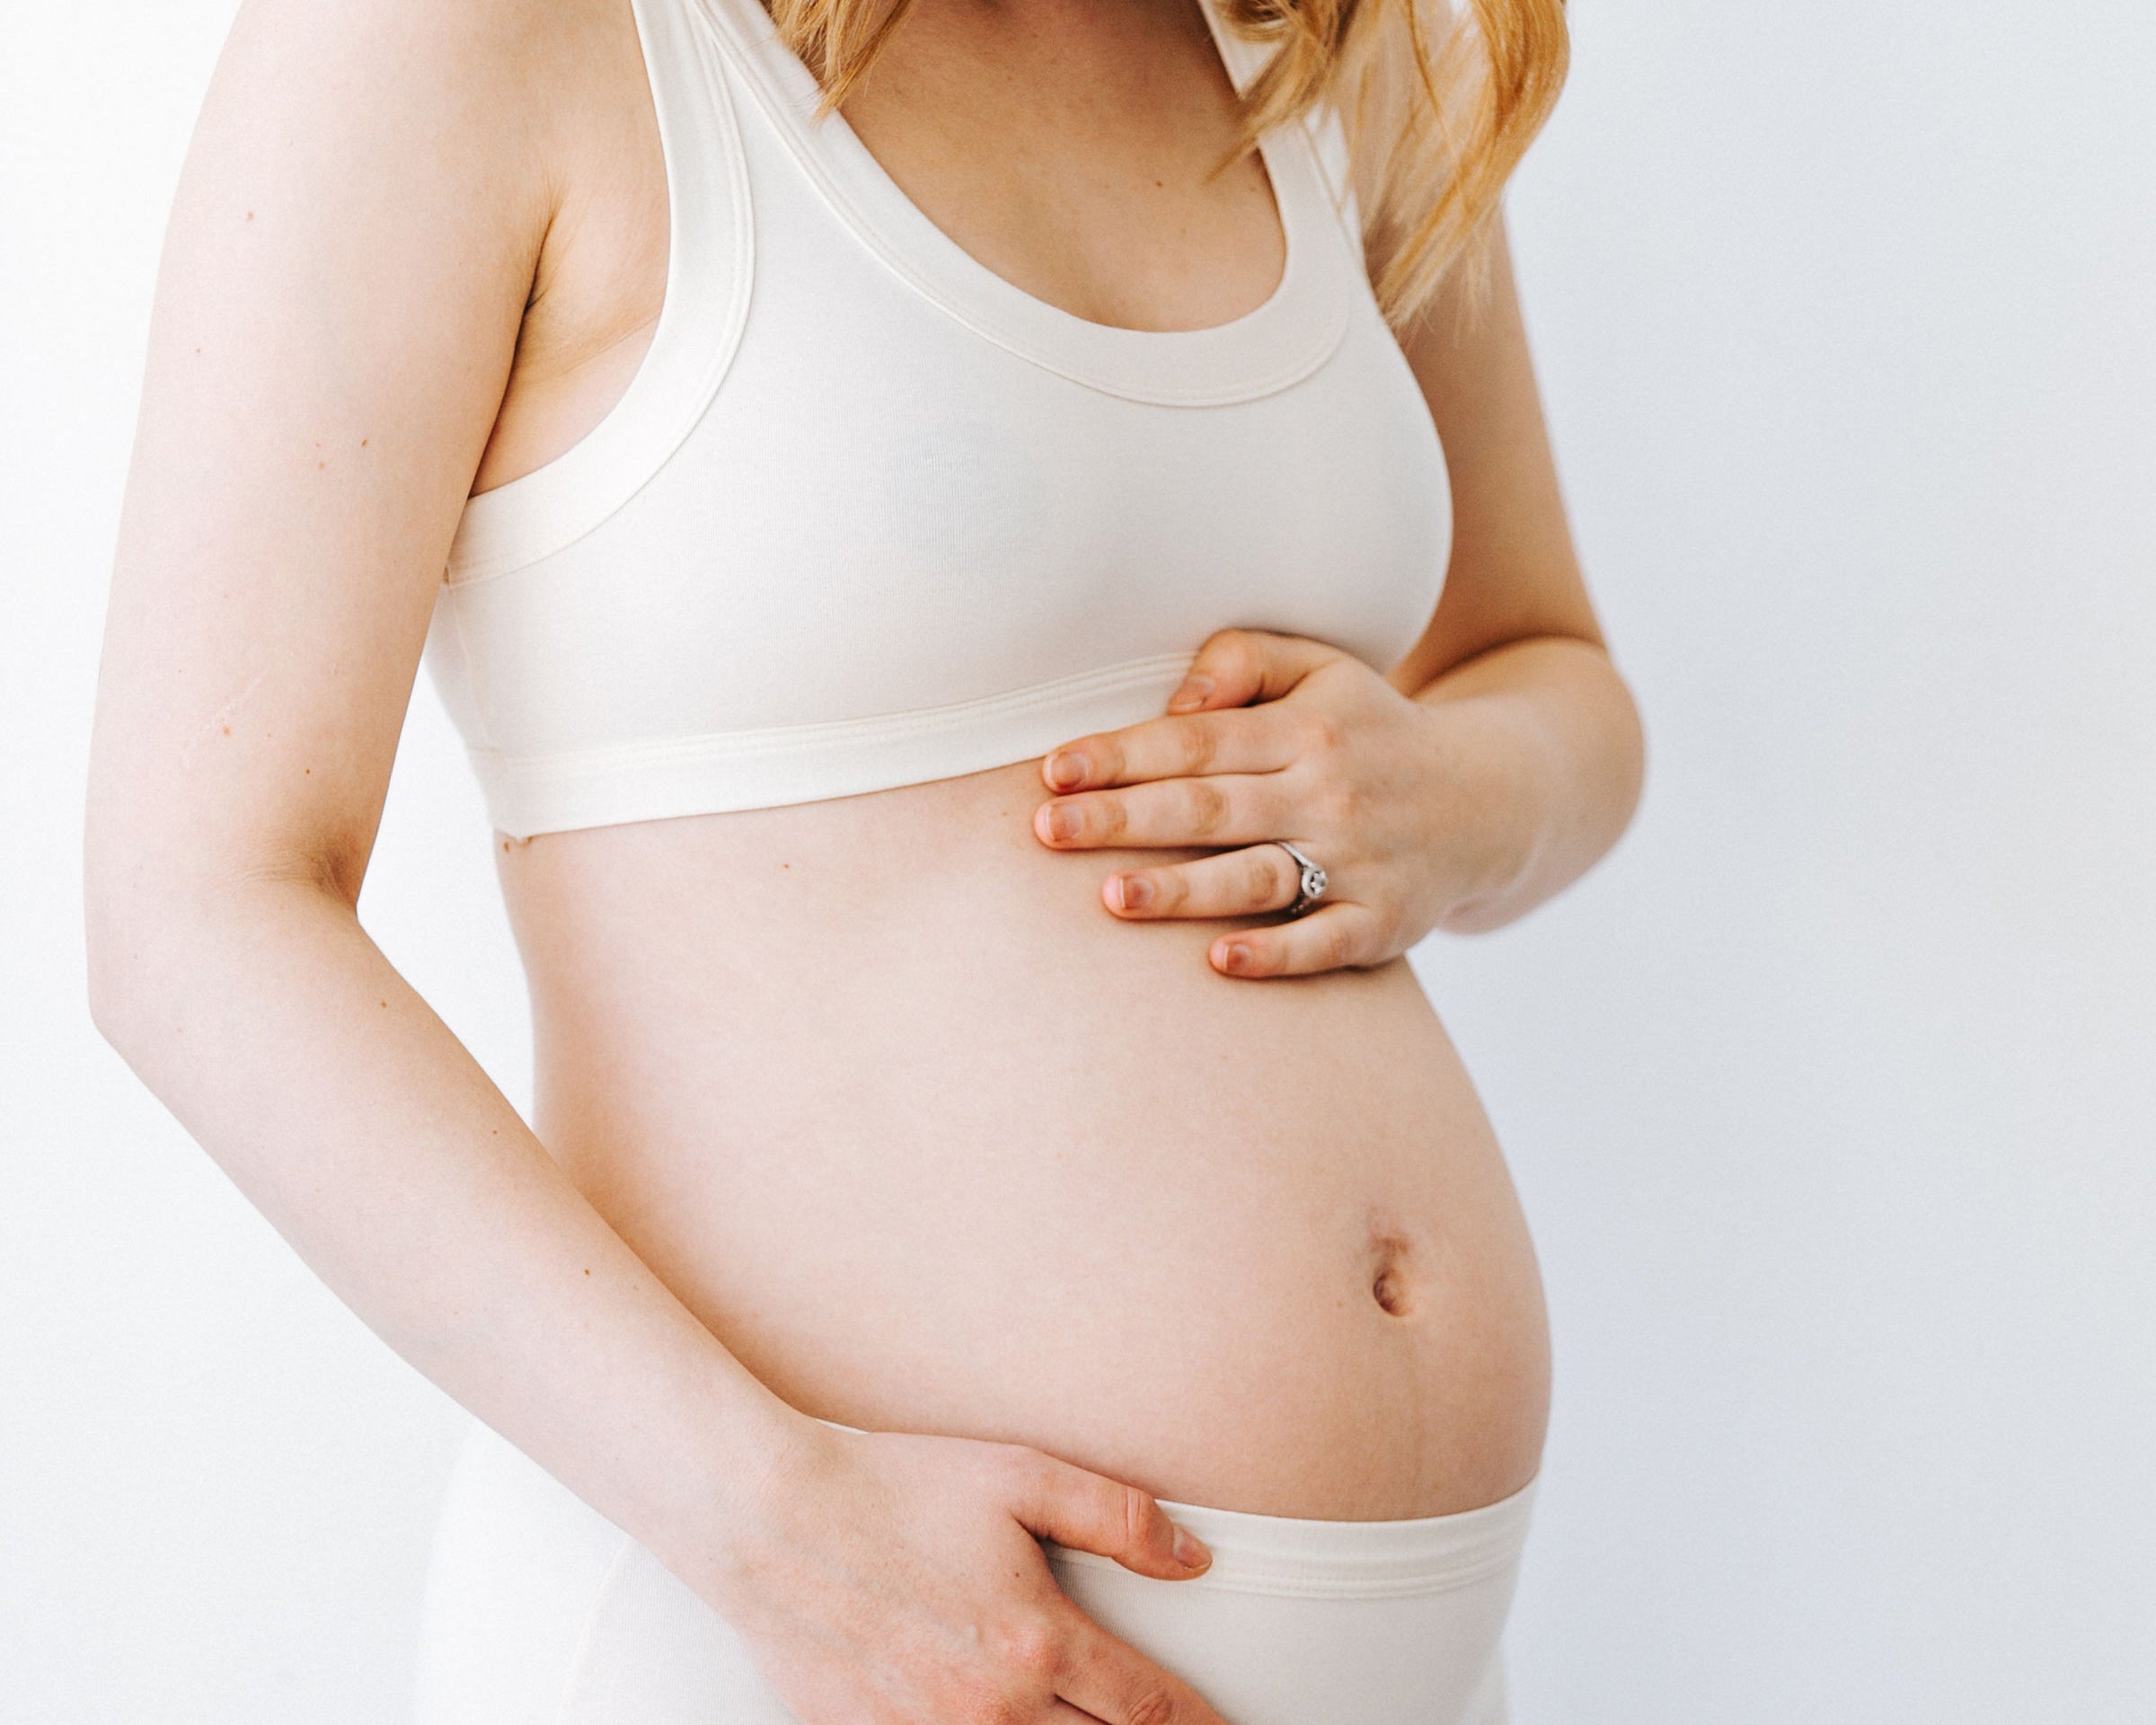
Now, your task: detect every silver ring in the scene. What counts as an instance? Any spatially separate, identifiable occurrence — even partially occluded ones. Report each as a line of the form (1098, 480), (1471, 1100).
(1272, 840), (1330, 916)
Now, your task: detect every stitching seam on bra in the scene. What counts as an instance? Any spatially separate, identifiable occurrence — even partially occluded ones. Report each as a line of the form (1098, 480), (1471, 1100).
(1302, 108), (1365, 255)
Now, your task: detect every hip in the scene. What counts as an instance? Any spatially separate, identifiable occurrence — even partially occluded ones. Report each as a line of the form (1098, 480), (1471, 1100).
(416, 1419), (1533, 1725)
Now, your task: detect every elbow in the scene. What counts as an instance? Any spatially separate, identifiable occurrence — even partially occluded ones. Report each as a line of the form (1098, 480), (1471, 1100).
(84, 792), (169, 1058)
(83, 795), (368, 1057)
(81, 813), (195, 1063)
(1518, 630), (1649, 842)
(83, 871), (170, 1066)
(1432, 644), (1647, 939)
(1608, 661), (1648, 842)
(1559, 630), (1647, 845)
(81, 844), (342, 1067)
(1573, 653), (1648, 883)
(82, 736), (372, 1063)
(84, 839), (139, 1055)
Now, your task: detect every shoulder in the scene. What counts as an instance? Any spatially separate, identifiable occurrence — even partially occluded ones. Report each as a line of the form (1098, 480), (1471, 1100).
(194, 0), (641, 231)
(159, 0), (669, 385)
(213, 0), (612, 98)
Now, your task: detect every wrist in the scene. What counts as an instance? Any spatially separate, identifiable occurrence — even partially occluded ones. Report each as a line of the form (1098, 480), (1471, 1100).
(633, 1368), (835, 1606)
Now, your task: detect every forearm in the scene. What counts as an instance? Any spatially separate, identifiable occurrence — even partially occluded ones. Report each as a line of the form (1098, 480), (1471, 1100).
(86, 874), (801, 1597)
(1405, 633), (1645, 934)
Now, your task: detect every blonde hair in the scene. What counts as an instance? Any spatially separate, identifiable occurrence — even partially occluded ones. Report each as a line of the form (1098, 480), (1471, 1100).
(766, 0), (1569, 329)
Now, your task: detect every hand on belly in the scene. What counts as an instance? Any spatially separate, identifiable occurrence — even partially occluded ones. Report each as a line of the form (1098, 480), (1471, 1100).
(1030, 628), (1498, 982)
(500, 749), (1550, 1520)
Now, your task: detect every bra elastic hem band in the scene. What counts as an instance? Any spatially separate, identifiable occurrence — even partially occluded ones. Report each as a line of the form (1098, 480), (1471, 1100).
(469, 652), (1196, 838)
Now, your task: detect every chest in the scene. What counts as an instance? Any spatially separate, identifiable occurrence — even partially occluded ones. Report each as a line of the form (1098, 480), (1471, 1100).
(499, 0), (1289, 493)
(432, 0), (1451, 788)
(834, 0), (1286, 332)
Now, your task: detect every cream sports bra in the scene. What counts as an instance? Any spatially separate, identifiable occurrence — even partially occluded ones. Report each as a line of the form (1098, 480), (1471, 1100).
(422, 0), (1452, 839)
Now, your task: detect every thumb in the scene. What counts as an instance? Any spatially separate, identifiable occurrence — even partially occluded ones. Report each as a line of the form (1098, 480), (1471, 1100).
(1004, 1450), (1213, 1579)
(1167, 628), (1339, 713)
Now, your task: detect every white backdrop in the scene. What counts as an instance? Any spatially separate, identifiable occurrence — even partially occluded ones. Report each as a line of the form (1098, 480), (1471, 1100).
(4, 3), (2152, 1720)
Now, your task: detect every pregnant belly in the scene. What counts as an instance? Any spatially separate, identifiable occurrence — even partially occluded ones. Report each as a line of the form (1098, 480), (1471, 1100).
(498, 759), (1549, 1519)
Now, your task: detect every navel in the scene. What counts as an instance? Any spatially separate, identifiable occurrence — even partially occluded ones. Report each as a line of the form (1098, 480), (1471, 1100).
(1367, 1226), (1417, 1318)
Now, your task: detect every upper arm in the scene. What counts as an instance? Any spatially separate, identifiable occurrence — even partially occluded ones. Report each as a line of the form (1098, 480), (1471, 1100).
(1385, 215), (1604, 694)
(87, 0), (557, 919)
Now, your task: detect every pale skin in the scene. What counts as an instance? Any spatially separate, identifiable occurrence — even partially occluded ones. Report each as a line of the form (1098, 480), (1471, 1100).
(84, 1), (1642, 1721)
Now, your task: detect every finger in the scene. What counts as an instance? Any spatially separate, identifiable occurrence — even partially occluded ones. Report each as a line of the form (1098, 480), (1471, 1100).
(1055, 1609), (1231, 1725)
(1034, 774), (1286, 851)
(1165, 628), (1343, 714)
(1105, 843), (1303, 920)
(1005, 1450), (1212, 1579)
(1210, 902), (1383, 978)
(1040, 704), (1300, 792)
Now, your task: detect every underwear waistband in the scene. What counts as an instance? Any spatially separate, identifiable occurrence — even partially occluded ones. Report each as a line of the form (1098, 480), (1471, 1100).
(811, 1417), (1537, 1598)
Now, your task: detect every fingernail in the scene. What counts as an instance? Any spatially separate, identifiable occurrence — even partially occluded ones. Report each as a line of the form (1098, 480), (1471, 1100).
(1172, 1525), (1212, 1570)
(1115, 874), (1153, 912)
(1218, 942), (1250, 974)
(1045, 803), (1081, 843)
(1046, 750), (1086, 790)
(1167, 675), (1214, 712)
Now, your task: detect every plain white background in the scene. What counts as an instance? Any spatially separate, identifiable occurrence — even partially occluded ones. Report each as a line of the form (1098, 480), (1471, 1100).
(4, 1), (2152, 1719)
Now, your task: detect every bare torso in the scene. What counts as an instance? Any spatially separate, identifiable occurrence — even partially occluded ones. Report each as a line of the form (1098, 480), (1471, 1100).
(476, 0), (1550, 1520)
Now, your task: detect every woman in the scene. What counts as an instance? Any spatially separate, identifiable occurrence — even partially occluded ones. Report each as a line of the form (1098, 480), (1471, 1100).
(85, 0), (1641, 1717)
